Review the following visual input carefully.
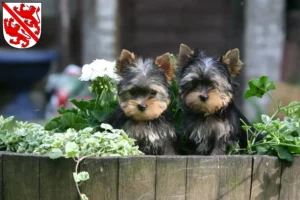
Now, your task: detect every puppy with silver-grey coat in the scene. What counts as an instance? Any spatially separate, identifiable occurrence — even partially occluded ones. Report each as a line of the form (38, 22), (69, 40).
(107, 49), (177, 155)
(177, 44), (250, 155)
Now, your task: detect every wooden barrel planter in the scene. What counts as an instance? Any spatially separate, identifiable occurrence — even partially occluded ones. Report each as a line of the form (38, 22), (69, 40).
(0, 152), (299, 200)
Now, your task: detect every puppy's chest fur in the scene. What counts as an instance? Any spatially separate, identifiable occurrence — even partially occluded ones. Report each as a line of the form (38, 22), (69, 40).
(185, 115), (233, 154)
(122, 117), (176, 155)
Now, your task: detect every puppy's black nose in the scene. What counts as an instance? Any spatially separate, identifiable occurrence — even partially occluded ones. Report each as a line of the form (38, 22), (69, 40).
(199, 95), (208, 102)
(138, 104), (147, 111)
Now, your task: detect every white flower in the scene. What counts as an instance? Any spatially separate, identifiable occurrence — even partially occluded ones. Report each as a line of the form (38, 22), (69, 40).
(79, 64), (93, 81)
(79, 59), (118, 81)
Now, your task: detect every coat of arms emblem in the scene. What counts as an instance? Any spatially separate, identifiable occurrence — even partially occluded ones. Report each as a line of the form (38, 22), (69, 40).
(2, 2), (41, 48)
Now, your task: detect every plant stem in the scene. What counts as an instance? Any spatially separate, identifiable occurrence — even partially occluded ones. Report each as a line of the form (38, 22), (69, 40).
(74, 155), (95, 199)
(94, 94), (100, 110)
(94, 88), (106, 110)
(251, 142), (300, 149)
(267, 92), (279, 109)
(280, 102), (300, 110)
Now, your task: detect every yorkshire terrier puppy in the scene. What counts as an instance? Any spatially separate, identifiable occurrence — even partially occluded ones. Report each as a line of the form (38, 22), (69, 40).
(177, 44), (250, 155)
(108, 49), (177, 155)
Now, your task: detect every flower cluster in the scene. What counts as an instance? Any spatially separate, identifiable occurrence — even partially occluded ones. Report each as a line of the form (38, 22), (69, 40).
(79, 59), (119, 81)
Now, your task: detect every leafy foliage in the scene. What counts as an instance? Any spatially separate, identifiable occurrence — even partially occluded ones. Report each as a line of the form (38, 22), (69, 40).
(44, 98), (118, 132)
(0, 116), (142, 158)
(169, 79), (183, 133)
(45, 76), (118, 132)
(244, 76), (276, 99)
(231, 76), (300, 162)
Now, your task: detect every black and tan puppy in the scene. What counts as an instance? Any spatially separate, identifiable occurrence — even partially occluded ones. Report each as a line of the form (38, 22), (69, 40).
(177, 44), (250, 155)
(108, 49), (177, 155)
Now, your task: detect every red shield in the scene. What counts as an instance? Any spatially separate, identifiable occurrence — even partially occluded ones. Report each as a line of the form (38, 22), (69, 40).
(2, 2), (42, 49)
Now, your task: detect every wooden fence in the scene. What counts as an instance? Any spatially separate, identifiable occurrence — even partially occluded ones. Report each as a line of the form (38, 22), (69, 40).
(0, 152), (299, 200)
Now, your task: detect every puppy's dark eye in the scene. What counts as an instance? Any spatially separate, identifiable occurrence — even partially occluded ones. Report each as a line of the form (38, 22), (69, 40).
(129, 89), (136, 96)
(149, 90), (157, 98)
(150, 90), (157, 95)
(191, 79), (198, 87)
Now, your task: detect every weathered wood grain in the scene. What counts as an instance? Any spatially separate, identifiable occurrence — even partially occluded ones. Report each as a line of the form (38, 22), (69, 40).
(186, 156), (252, 200)
(186, 156), (219, 200)
(2, 153), (39, 200)
(0, 153), (2, 200)
(80, 157), (118, 200)
(251, 156), (281, 200)
(280, 156), (300, 200)
(217, 156), (252, 200)
(39, 157), (78, 200)
(156, 156), (187, 200)
(119, 156), (156, 200)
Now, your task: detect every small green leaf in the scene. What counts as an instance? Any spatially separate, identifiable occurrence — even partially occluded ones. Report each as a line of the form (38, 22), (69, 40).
(44, 117), (61, 131)
(73, 173), (81, 183)
(80, 194), (89, 200)
(291, 131), (300, 137)
(91, 109), (114, 123)
(261, 115), (270, 124)
(57, 106), (78, 115)
(244, 76), (275, 99)
(275, 146), (293, 162)
(100, 123), (113, 130)
(284, 135), (293, 142)
(78, 171), (90, 181)
(48, 148), (63, 159)
(65, 142), (79, 158)
(256, 146), (268, 155)
(70, 99), (90, 110)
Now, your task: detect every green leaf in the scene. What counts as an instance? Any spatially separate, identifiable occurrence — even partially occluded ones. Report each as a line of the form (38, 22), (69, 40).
(48, 148), (63, 159)
(65, 142), (79, 158)
(73, 173), (81, 183)
(80, 194), (89, 200)
(91, 109), (114, 123)
(256, 146), (269, 155)
(100, 123), (113, 130)
(57, 106), (78, 115)
(70, 99), (90, 110)
(244, 76), (275, 99)
(275, 146), (293, 162)
(241, 125), (251, 132)
(261, 115), (270, 124)
(47, 113), (89, 132)
(44, 116), (61, 131)
(77, 171), (90, 181)
(284, 135), (294, 142)
(291, 131), (300, 137)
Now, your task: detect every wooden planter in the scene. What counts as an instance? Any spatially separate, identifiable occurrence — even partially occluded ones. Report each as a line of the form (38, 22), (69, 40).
(0, 152), (299, 200)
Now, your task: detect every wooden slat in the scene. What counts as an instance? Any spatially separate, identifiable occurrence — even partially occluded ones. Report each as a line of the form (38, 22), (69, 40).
(0, 153), (2, 200)
(119, 156), (156, 200)
(251, 156), (281, 200)
(217, 156), (252, 200)
(156, 156), (187, 200)
(2, 153), (39, 200)
(280, 156), (300, 200)
(186, 156), (219, 200)
(80, 157), (119, 200)
(39, 157), (78, 200)
(186, 156), (252, 200)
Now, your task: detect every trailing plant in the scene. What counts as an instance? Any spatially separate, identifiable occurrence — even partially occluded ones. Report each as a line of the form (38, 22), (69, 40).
(0, 116), (142, 199)
(230, 76), (300, 162)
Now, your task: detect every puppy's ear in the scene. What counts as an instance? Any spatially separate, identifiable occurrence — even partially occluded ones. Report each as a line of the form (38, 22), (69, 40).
(116, 49), (136, 75)
(221, 48), (243, 78)
(155, 52), (175, 81)
(177, 43), (194, 66)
